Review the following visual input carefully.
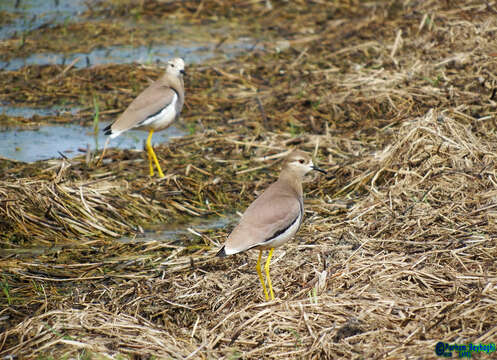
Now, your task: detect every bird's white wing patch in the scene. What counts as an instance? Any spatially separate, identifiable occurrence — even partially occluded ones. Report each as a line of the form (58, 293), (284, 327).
(139, 92), (178, 129)
(258, 210), (302, 249)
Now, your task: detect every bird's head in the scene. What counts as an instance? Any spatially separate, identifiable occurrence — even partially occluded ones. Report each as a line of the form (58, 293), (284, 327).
(166, 58), (186, 77)
(283, 150), (326, 178)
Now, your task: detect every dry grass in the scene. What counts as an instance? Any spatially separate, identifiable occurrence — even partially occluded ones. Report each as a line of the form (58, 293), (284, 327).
(1, 0), (497, 359)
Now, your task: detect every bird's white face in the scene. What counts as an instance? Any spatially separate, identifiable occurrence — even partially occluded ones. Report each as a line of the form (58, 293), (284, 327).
(288, 157), (315, 177)
(285, 152), (326, 178)
(166, 58), (185, 77)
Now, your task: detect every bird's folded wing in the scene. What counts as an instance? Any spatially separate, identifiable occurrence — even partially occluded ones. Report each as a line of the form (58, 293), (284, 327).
(113, 84), (178, 132)
(227, 188), (301, 252)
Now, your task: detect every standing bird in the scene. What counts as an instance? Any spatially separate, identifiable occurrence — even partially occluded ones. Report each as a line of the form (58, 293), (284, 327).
(217, 150), (326, 301)
(103, 58), (185, 178)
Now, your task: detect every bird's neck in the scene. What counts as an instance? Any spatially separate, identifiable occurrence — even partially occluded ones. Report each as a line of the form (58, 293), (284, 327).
(162, 73), (183, 90)
(278, 169), (303, 197)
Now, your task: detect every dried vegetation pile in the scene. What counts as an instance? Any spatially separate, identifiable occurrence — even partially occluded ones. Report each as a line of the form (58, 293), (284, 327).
(1, 0), (497, 359)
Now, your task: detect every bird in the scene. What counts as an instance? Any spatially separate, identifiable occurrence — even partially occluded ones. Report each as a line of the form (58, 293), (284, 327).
(217, 150), (326, 301)
(102, 57), (185, 178)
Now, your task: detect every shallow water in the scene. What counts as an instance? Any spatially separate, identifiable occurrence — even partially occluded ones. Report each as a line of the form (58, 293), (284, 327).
(0, 105), (79, 118)
(0, 40), (259, 71)
(0, 215), (233, 258)
(0, 245), (64, 259)
(0, 0), (261, 71)
(0, 1), (262, 163)
(0, 0), (89, 40)
(0, 123), (185, 162)
(118, 215), (234, 244)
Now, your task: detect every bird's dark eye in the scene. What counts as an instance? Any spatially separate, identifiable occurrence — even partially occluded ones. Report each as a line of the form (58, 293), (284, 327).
(171, 64), (175, 67)
(299, 159), (305, 164)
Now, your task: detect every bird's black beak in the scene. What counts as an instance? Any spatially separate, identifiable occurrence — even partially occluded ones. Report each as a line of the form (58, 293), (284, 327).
(180, 69), (186, 75)
(312, 166), (327, 174)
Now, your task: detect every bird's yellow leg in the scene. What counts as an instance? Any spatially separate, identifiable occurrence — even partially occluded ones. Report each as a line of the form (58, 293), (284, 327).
(257, 250), (269, 301)
(264, 248), (275, 300)
(146, 145), (154, 177)
(146, 130), (165, 178)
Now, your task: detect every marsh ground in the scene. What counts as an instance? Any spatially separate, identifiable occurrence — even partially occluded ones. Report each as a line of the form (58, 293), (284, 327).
(1, 1), (497, 359)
